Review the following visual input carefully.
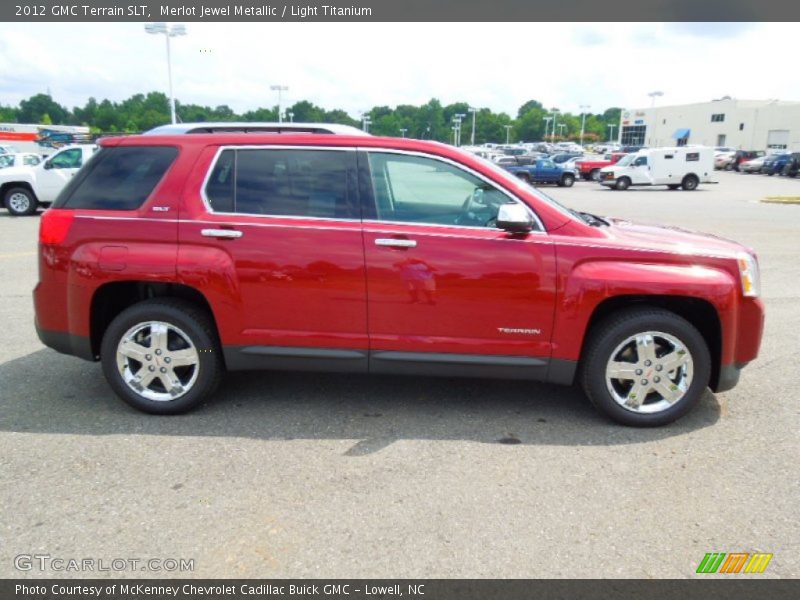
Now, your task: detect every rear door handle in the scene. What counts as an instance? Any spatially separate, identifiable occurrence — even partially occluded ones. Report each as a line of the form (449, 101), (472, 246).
(375, 238), (417, 249)
(201, 228), (243, 239)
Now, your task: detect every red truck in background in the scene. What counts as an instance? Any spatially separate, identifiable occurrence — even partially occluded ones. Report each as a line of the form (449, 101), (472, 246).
(576, 152), (628, 181)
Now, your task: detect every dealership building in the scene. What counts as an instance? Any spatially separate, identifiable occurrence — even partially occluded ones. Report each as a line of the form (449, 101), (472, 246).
(618, 98), (800, 151)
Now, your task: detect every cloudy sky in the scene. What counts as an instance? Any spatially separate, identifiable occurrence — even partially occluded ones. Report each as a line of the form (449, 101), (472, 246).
(0, 22), (797, 117)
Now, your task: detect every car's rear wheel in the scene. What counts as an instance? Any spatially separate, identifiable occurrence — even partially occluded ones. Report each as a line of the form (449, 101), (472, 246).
(100, 299), (222, 414)
(681, 174), (699, 191)
(614, 177), (630, 191)
(4, 187), (38, 216)
(580, 308), (710, 426)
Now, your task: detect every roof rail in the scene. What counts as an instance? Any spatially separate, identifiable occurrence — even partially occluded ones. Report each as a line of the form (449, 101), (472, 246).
(143, 122), (370, 136)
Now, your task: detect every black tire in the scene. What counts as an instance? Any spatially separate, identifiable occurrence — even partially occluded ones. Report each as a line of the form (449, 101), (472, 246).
(590, 169), (601, 181)
(667, 184), (680, 190)
(681, 174), (699, 191)
(615, 177), (630, 191)
(580, 307), (711, 427)
(560, 173), (575, 187)
(100, 298), (223, 414)
(4, 186), (38, 216)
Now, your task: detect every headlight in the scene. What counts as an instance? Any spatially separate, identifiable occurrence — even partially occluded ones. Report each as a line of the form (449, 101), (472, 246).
(737, 252), (760, 297)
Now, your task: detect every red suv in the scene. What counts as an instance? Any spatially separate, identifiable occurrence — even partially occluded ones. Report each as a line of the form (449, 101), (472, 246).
(33, 123), (764, 426)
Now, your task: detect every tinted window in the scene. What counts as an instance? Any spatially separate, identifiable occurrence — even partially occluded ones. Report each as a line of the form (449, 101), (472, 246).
(367, 152), (513, 228)
(205, 148), (356, 219)
(54, 146), (177, 210)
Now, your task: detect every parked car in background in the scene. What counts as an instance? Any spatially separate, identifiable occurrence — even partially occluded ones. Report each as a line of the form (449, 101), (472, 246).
(0, 153), (42, 169)
(760, 152), (792, 175)
(505, 158), (577, 187)
(728, 150), (765, 171)
(493, 156), (520, 167)
(0, 144), (97, 215)
(740, 156), (767, 173)
(550, 152), (583, 165)
(781, 153), (800, 178)
(33, 124), (763, 426)
(599, 147), (714, 191)
(0, 144), (21, 155)
(576, 152), (628, 181)
(714, 151), (735, 170)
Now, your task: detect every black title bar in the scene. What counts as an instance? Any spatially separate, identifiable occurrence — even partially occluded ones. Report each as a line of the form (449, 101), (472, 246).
(1, 0), (790, 22)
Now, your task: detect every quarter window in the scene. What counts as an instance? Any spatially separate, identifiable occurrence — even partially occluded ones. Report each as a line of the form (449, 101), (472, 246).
(367, 152), (516, 229)
(205, 148), (356, 219)
(54, 146), (177, 210)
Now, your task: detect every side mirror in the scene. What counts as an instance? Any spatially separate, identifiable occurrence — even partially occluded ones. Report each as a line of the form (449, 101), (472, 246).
(497, 203), (533, 233)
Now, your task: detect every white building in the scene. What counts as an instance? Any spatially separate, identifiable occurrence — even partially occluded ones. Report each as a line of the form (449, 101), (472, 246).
(618, 98), (800, 151)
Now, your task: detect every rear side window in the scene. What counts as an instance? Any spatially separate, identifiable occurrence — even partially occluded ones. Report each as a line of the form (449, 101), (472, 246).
(204, 148), (357, 219)
(54, 146), (178, 210)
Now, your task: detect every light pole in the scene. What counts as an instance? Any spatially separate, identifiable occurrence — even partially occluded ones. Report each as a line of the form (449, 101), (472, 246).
(399, 128), (407, 138)
(648, 91), (664, 147)
(579, 104), (590, 148)
(557, 123), (567, 139)
(144, 23), (187, 124)
(271, 85), (289, 123)
(648, 91), (664, 108)
(543, 116), (553, 141)
(607, 123), (617, 142)
(550, 108), (560, 141)
(287, 111), (294, 123)
(468, 107), (477, 146)
(504, 124), (513, 144)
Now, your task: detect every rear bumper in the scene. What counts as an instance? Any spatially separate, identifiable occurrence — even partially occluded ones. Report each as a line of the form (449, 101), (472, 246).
(35, 320), (95, 361)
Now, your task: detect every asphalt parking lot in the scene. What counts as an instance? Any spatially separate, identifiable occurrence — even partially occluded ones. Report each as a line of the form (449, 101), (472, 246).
(1, 170), (798, 579)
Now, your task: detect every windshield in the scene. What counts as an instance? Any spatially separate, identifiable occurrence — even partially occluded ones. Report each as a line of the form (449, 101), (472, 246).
(615, 154), (635, 167)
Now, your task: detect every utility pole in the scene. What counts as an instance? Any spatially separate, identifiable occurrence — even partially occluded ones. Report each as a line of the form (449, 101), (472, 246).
(551, 108), (560, 141)
(579, 104), (590, 148)
(399, 128), (407, 138)
(504, 124), (512, 144)
(543, 116), (553, 141)
(607, 123), (617, 142)
(270, 85), (289, 123)
(468, 107), (477, 146)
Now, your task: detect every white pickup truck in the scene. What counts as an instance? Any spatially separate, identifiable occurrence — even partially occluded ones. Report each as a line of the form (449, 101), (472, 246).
(0, 144), (97, 216)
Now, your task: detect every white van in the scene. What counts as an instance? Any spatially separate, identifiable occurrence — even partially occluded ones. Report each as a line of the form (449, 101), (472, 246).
(599, 146), (714, 191)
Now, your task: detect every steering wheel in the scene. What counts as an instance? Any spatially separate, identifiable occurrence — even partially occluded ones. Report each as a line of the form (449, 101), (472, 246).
(455, 188), (482, 226)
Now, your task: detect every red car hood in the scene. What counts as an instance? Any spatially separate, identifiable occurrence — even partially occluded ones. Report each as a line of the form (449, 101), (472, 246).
(604, 217), (749, 259)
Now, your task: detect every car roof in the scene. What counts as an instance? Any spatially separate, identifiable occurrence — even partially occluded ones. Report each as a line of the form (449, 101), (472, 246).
(143, 122), (370, 136)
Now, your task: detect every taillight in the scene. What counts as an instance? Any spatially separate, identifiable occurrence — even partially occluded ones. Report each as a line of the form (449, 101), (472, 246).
(39, 209), (75, 245)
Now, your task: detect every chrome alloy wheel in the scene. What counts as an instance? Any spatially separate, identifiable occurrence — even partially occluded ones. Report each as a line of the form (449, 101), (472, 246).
(8, 192), (31, 213)
(116, 321), (200, 402)
(605, 331), (694, 414)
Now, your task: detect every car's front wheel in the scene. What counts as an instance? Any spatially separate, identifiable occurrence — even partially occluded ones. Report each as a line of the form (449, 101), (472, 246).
(4, 187), (38, 216)
(614, 177), (631, 191)
(100, 299), (223, 414)
(580, 308), (711, 426)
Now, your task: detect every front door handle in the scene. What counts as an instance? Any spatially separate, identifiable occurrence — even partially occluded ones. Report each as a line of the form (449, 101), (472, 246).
(375, 238), (417, 249)
(201, 228), (243, 239)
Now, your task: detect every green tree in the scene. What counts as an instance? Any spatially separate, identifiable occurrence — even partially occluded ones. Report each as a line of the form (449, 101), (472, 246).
(18, 94), (69, 124)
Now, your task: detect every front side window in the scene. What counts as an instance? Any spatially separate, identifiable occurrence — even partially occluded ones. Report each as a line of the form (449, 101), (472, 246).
(205, 148), (356, 219)
(49, 148), (83, 169)
(633, 156), (648, 166)
(367, 152), (513, 229)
